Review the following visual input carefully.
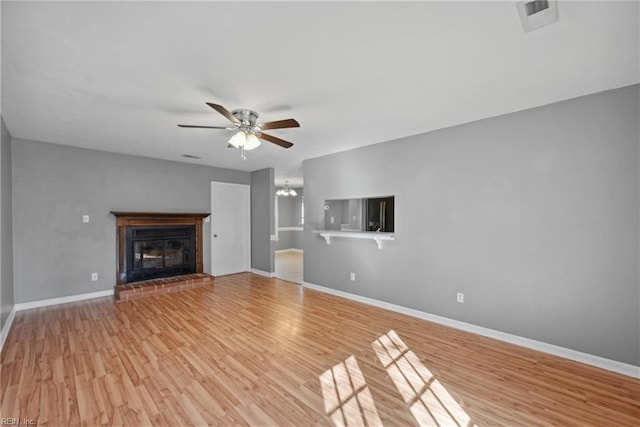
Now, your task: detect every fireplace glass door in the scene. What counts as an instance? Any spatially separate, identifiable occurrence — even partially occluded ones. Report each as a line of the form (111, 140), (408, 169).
(127, 226), (196, 282)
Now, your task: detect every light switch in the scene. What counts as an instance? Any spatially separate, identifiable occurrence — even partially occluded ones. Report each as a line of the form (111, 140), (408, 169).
(83, 215), (90, 223)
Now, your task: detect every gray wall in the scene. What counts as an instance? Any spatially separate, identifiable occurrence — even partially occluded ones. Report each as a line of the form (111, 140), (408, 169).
(324, 199), (343, 231)
(251, 168), (275, 272)
(12, 139), (251, 303)
(303, 84), (640, 366)
(277, 194), (295, 227)
(293, 228), (304, 250)
(1, 117), (14, 329)
(274, 231), (298, 252)
(274, 187), (303, 251)
(293, 188), (304, 249)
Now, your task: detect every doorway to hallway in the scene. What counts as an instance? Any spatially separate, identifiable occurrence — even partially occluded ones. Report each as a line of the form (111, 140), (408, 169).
(275, 250), (303, 284)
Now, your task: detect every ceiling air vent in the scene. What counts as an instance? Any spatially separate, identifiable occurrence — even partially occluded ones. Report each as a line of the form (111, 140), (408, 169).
(517, 0), (558, 32)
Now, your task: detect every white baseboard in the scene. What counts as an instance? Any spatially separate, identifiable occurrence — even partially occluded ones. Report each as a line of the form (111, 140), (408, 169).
(251, 269), (275, 278)
(14, 289), (115, 311)
(302, 281), (640, 379)
(0, 305), (17, 354)
(275, 248), (304, 254)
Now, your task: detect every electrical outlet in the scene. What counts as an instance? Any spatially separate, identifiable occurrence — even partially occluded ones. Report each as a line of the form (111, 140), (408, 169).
(91, 273), (98, 281)
(83, 215), (90, 223)
(350, 272), (356, 281)
(330, 216), (335, 224)
(457, 292), (464, 303)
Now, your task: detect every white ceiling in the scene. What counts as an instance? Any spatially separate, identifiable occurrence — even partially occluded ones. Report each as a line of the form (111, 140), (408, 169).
(2, 1), (638, 187)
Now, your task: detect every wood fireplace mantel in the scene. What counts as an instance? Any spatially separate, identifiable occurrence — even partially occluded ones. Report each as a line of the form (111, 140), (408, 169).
(111, 212), (210, 285)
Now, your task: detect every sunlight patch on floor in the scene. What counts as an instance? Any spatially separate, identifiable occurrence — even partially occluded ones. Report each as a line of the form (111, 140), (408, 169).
(319, 355), (383, 427)
(372, 330), (477, 427)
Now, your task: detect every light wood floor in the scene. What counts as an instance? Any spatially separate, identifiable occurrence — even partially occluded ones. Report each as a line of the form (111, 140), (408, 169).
(275, 251), (303, 284)
(1, 273), (638, 426)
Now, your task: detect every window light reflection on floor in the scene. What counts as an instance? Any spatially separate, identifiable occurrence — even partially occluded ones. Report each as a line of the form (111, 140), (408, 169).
(372, 330), (477, 427)
(319, 355), (383, 427)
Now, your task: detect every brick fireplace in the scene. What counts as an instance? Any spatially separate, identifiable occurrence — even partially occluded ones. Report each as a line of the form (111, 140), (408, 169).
(111, 212), (212, 300)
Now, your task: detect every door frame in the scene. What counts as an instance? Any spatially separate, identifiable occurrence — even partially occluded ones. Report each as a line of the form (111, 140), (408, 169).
(211, 181), (251, 276)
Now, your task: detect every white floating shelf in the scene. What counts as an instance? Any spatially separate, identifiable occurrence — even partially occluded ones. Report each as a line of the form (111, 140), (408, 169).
(313, 230), (395, 250)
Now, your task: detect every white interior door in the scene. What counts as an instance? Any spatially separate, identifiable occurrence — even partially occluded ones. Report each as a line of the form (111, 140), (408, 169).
(211, 182), (251, 276)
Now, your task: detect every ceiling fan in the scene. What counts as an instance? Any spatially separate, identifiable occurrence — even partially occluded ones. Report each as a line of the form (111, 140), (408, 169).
(178, 102), (299, 159)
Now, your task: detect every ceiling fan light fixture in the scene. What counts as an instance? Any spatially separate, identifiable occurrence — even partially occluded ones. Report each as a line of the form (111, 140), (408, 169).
(228, 130), (261, 151)
(244, 133), (261, 150)
(180, 102), (298, 159)
(228, 130), (247, 148)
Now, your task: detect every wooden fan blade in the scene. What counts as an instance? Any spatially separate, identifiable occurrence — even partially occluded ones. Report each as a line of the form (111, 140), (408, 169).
(259, 133), (294, 149)
(177, 124), (228, 129)
(206, 102), (240, 124)
(259, 118), (300, 130)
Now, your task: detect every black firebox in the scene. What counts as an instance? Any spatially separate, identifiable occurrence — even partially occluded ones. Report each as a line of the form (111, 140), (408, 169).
(126, 225), (196, 283)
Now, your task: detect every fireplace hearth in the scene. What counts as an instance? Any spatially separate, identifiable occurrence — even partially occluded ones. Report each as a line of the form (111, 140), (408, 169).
(111, 212), (210, 285)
